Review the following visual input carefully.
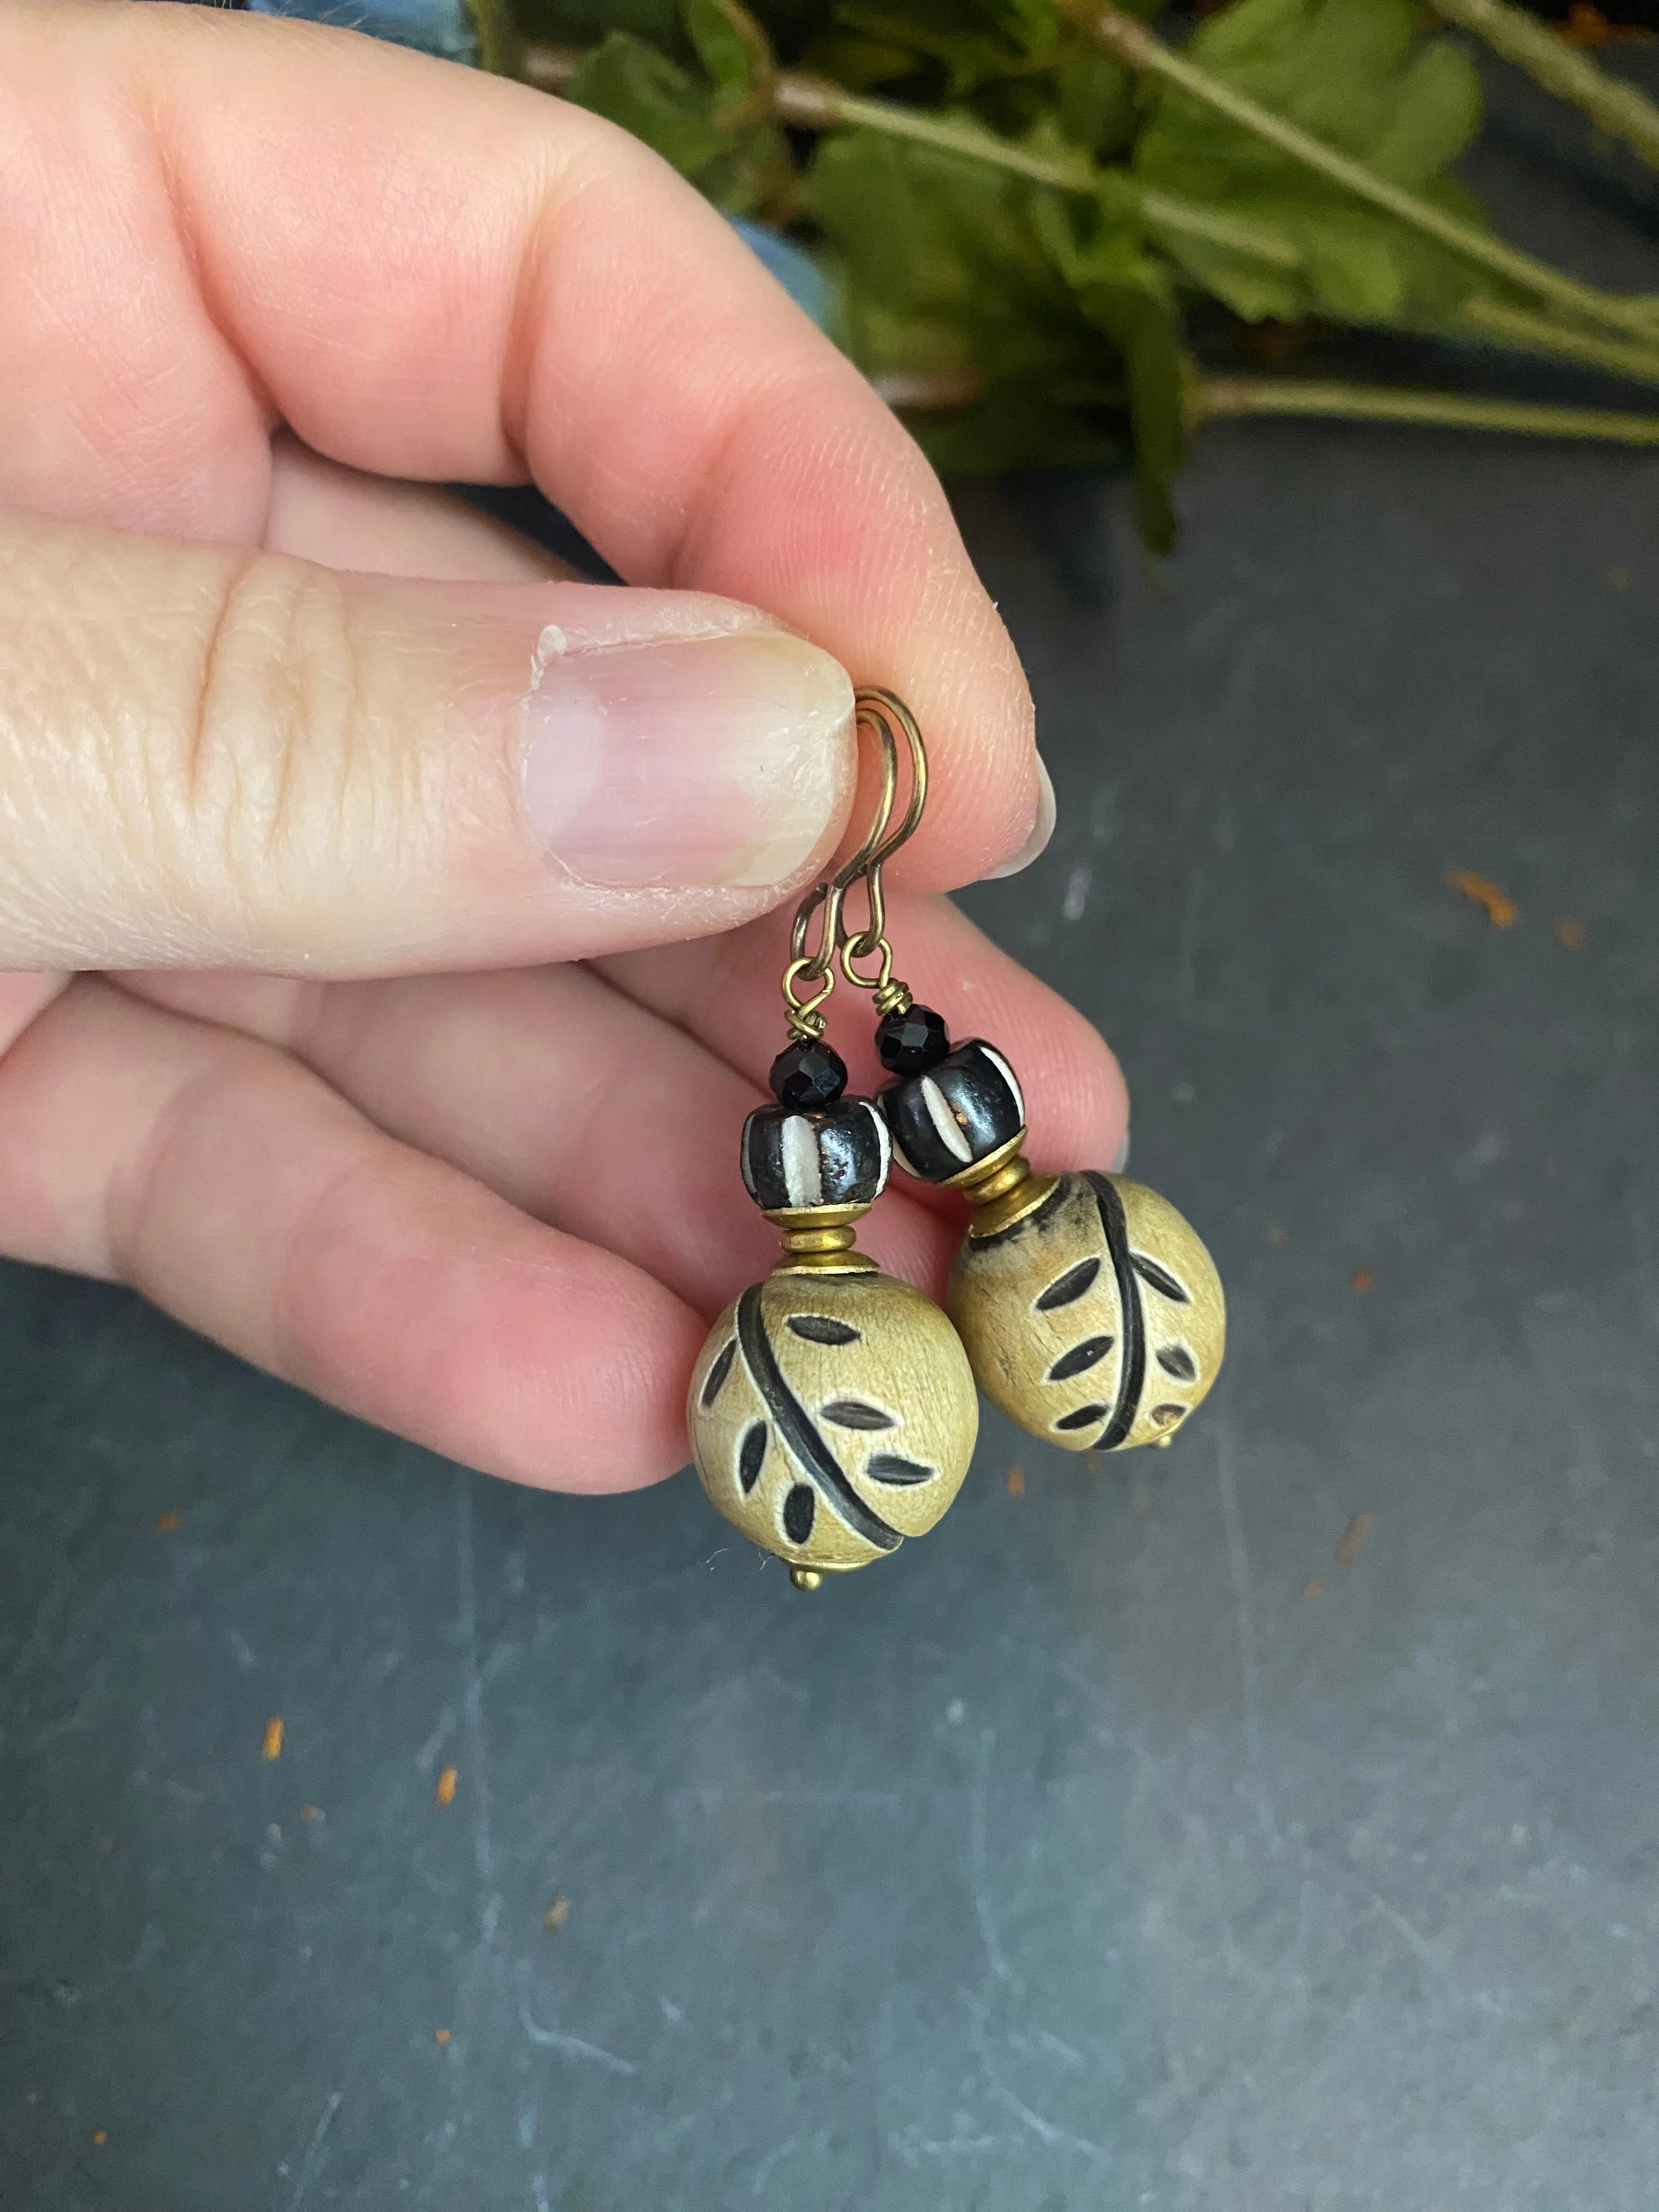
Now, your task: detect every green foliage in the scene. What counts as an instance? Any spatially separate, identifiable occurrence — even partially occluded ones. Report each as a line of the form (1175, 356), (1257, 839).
(512, 0), (1517, 545)
(1133, 0), (1487, 324)
(806, 124), (1184, 534)
(563, 8), (788, 210)
(565, 32), (729, 171)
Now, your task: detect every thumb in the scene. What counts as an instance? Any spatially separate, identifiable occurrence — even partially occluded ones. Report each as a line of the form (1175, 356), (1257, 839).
(0, 509), (854, 973)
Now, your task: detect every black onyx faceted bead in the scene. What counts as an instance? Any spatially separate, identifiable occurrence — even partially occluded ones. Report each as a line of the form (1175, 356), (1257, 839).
(769, 1037), (848, 1109)
(740, 1097), (892, 1212)
(881, 1037), (1026, 1184)
(875, 1002), (951, 1077)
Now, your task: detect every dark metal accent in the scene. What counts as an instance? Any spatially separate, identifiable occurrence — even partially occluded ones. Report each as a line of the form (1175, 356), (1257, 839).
(1132, 1251), (1190, 1303)
(787, 1316), (862, 1346)
(1047, 1334), (1114, 1382)
(782, 1485), (817, 1544)
(820, 1400), (898, 1430)
(1087, 1173), (1146, 1451)
(738, 1421), (768, 1494)
(1035, 1254), (1102, 1311)
(736, 1288), (901, 1554)
(700, 1338), (737, 1409)
(1055, 1403), (1108, 1431)
(864, 1453), (936, 1485)
(1156, 1345), (1198, 1381)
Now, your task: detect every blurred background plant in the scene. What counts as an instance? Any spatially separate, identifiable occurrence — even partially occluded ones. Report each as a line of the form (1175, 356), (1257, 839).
(241, 0), (1659, 545)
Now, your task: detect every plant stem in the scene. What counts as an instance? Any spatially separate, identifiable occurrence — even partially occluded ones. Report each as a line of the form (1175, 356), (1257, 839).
(524, 39), (1659, 385)
(1075, 4), (1659, 351)
(526, 48), (1302, 268)
(1191, 373), (1659, 443)
(771, 73), (1090, 183)
(1452, 294), (1659, 386)
(1432, 0), (1659, 176)
(463, 0), (519, 76)
(772, 76), (1308, 268)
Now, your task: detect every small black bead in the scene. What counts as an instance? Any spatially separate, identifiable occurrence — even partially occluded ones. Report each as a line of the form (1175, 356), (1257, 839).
(875, 1003), (951, 1076)
(769, 1037), (848, 1109)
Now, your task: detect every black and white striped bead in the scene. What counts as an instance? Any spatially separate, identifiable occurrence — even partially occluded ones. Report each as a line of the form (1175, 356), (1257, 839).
(740, 1097), (891, 1212)
(879, 1038), (1025, 1184)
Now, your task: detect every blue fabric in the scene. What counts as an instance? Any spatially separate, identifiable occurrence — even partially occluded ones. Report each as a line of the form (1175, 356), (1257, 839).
(727, 219), (833, 331)
(234, 7), (834, 334)
(244, 0), (477, 64)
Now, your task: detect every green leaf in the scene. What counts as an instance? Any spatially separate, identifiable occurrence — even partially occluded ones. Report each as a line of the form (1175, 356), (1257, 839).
(685, 0), (766, 104)
(514, 0), (684, 48)
(1053, 50), (1138, 160)
(803, 0), (1061, 100)
(564, 31), (727, 173)
(1132, 0), (1488, 329)
(911, 384), (1128, 475)
(807, 125), (1179, 540)
(1031, 196), (1183, 550)
(1368, 41), (1483, 186)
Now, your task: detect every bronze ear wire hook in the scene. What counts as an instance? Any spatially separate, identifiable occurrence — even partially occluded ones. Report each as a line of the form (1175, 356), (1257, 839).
(835, 689), (927, 1018)
(780, 686), (920, 1040)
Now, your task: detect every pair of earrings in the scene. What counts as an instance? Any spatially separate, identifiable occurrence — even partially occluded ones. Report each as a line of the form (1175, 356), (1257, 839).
(687, 691), (1226, 1589)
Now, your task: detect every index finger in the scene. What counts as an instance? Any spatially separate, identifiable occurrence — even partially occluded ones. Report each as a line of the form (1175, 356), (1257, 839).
(0, 1), (1039, 884)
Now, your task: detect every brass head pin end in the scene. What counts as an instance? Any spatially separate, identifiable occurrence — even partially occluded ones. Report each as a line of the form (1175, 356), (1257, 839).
(789, 1567), (824, 1593)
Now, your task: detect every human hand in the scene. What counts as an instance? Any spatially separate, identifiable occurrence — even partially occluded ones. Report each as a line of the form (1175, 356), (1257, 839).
(0, 0), (1127, 1491)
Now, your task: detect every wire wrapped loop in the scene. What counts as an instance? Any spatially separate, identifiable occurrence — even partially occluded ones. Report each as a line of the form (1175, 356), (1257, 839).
(775, 687), (929, 1037)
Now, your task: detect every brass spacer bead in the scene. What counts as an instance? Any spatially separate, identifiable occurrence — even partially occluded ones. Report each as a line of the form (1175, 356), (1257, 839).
(789, 1567), (824, 1592)
(949, 1133), (1060, 1240)
(762, 1203), (878, 1274)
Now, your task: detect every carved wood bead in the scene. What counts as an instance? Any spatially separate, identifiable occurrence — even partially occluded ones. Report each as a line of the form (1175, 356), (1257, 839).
(687, 1269), (978, 1575)
(947, 1171), (1226, 1452)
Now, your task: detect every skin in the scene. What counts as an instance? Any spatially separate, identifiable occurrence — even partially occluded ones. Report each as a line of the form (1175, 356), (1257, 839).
(0, 1), (1128, 1494)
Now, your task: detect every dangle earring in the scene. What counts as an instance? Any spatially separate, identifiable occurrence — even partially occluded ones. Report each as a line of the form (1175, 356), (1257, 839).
(847, 696), (1227, 1455)
(685, 692), (979, 1590)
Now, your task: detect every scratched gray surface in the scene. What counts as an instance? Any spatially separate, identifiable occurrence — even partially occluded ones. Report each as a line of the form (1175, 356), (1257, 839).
(7, 151), (1659, 2212)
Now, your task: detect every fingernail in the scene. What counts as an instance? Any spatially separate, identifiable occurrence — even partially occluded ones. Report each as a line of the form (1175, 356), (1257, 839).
(982, 754), (1057, 881)
(522, 631), (853, 889)
(1110, 1128), (1131, 1174)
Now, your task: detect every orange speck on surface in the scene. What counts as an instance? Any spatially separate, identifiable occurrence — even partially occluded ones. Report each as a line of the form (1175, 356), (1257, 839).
(1558, 3), (1644, 46)
(1336, 1513), (1373, 1570)
(154, 1510), (182, 1533)
(1304, 1578), (1323, 1599)
(1446, 869), (1519, 928)
(544, 1895), (571, 1936)
(435, 2029), (452, 2045)
(1555, 917), (1587, 950)
(1006, 1465), (1025, 1497)
(1351, 1269), (1375, 1295)
(1609, 566), (1630, 589)
(262, 1717), (284, 1763)
(301, 1804), (322, 1822)
(1266, 1224), (1288, 1247)
(92, 2131), (106, 2146)
(436, 1766), (458, 1807)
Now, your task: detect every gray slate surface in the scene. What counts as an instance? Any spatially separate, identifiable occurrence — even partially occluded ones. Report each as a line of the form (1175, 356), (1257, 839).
(5, 136), (1659, 2212)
